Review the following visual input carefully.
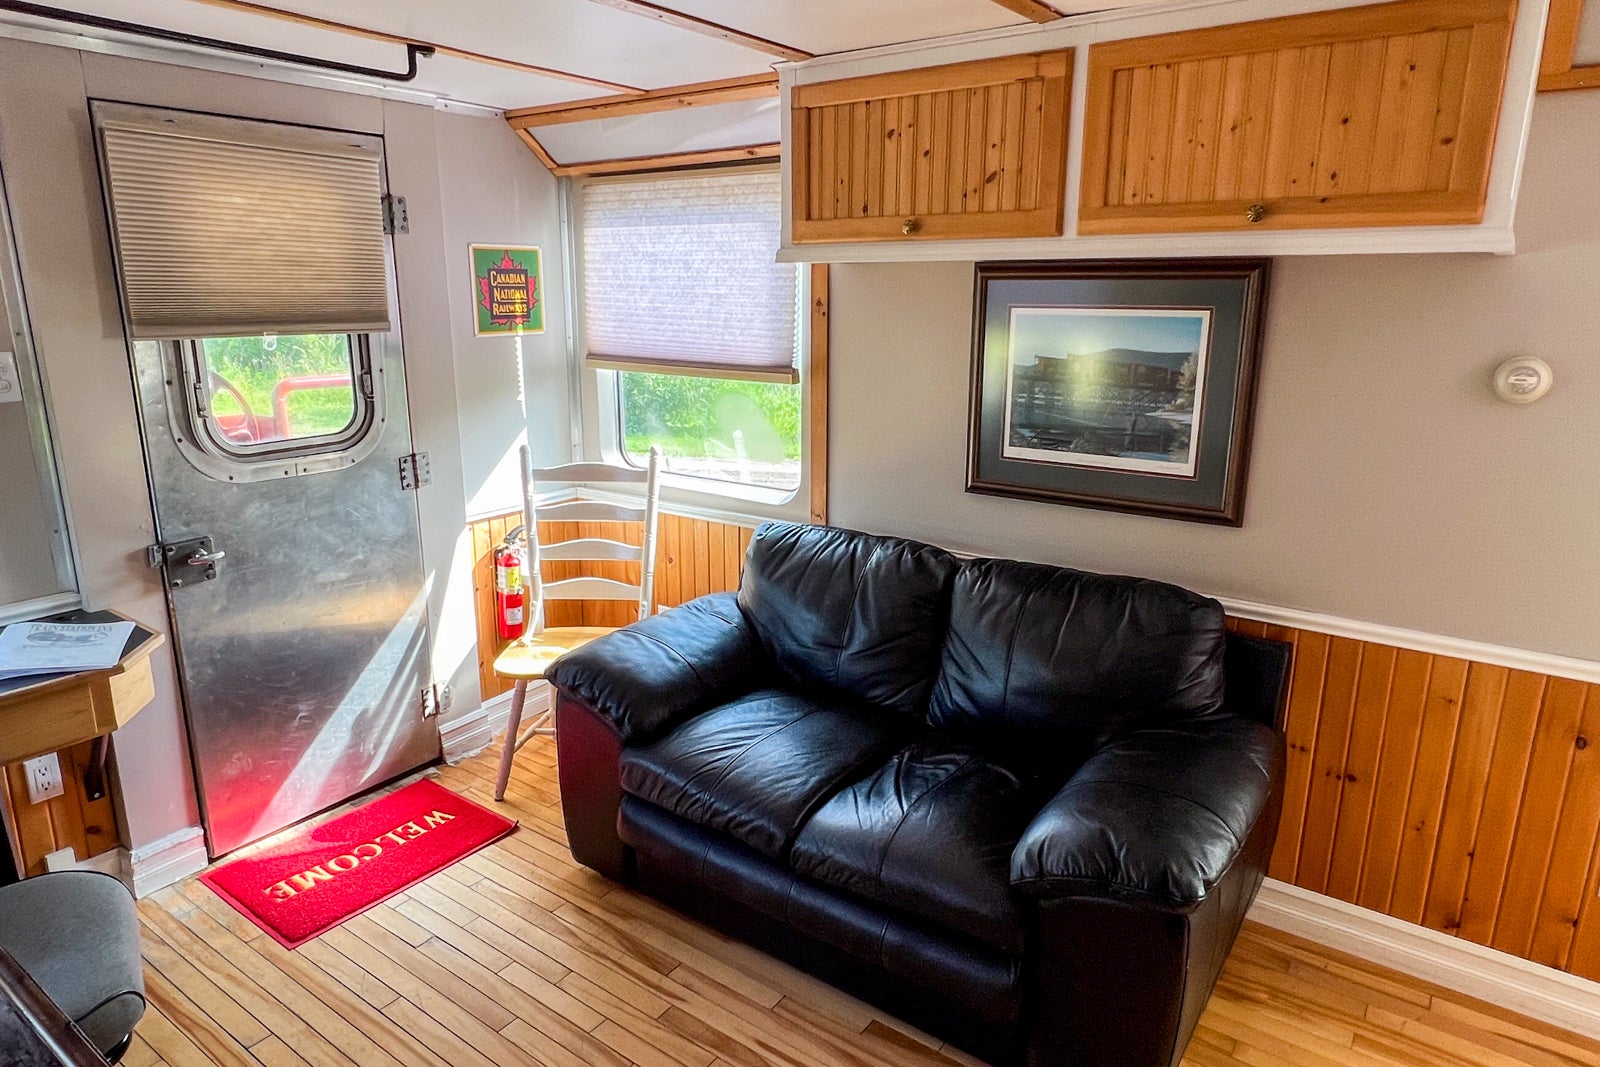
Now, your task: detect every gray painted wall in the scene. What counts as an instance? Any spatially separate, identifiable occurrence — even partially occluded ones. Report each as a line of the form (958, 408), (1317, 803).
(0, 39), (567, 856)
(0, 274), (60, 604)
(830, 90), (1600, 662)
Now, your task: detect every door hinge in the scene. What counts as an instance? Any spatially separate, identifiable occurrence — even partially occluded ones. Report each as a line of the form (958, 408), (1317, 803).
(381, 194), (409, 235)
(399, 452), (431, 491)
(421, 683), (447, 719)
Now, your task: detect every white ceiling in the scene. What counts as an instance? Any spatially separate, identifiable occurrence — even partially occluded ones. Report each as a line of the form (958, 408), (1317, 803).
(0, 0), (1172, 160)
(651, 0), (1026, 56)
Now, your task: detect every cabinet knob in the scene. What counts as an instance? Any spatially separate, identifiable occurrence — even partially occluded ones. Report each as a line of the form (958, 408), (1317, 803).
(1245, 203), (1268, 224)
(901, 217), (921, 236)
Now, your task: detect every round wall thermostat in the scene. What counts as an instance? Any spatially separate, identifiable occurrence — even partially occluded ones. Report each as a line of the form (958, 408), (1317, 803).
(1492, 356), (1553, 404)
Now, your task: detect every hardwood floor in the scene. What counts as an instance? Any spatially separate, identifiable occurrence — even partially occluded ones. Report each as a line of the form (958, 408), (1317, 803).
(125, 738), (1600, 1067)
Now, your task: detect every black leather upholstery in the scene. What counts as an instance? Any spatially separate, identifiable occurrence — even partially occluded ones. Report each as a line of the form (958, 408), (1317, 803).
(737, 522), (958, 719)
(546, 592), (762, 744)
(1011, 715), (1284, 910)
(791, 739), (1031, 950)
(1222, 631), (1294, 729)
(548, 522), (1289, 1067)
(930, 557), (1227, 770)
(620, 797), (1025, 1029)
(619, 688), (907, 860)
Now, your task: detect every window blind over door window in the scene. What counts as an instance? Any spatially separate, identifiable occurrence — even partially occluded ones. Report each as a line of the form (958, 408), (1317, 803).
(93, 103), (392, 340)
(582, 169), (799, 384)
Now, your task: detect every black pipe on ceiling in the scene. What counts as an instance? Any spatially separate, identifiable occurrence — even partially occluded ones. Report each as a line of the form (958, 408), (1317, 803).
(0, 0), (435, 82)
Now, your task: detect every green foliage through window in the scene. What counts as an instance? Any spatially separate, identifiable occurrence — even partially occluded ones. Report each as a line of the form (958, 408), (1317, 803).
(619, 371), (800, 490)
(200, 334), (357, 443)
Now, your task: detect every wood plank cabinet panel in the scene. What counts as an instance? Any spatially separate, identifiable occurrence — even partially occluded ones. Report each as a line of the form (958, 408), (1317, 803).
(791, 52), (1072, 243)
(1080, 0), (1518, 234)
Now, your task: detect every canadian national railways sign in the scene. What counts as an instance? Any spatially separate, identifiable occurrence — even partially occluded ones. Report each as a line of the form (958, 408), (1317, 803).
(472, 244), (545, 336)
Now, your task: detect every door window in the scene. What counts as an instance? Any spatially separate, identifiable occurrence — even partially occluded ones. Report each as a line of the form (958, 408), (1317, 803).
(196, 334), (362, 450)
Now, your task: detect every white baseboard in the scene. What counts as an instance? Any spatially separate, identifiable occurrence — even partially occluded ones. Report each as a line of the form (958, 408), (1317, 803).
(1248, 878), (1600, 1040)
(1215, 597), (1600, 686)
(438, 682), (551, 764)
(129, 825), (208, 898)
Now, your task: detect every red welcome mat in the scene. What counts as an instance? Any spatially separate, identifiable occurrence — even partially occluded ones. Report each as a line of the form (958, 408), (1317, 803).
(199, 779), (517, 949)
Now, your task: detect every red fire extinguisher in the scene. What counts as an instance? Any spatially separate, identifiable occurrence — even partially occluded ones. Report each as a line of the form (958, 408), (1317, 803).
(494, 527), (527, 641)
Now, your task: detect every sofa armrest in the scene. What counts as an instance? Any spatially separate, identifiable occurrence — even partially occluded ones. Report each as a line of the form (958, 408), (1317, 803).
(1010, 715), (1284, 912)
(545, 592), (765, 745)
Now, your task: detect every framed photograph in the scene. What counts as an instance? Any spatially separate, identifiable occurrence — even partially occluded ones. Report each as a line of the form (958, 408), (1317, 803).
(968, 259), (1269, 526)
(471, 245), (545, 336)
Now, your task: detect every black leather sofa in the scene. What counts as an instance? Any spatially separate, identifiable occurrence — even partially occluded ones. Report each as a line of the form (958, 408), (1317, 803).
(547, 522), (1289, 1067)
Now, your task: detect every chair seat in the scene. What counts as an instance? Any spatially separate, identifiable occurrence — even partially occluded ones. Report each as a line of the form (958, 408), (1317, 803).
(0, 871), (145, 1057)
(494, 627), (618, 680)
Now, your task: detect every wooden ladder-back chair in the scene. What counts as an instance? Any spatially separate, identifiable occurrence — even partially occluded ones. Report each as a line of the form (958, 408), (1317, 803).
(493, 443), (662, 800)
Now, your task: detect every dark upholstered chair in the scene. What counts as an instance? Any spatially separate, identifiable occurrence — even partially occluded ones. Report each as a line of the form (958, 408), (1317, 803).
(548, 521), (1289, 1067)
(0, 871), (145, 1061)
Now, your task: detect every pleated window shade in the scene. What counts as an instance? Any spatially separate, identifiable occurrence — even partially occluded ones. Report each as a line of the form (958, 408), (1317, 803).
(94, 105), (392, 340)
(582, 170), (799, 383)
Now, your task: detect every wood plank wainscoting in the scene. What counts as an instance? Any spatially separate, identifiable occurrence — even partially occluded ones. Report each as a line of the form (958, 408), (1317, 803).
(471, 512), (754, 703)
(1229, 617), (1600, 985)
(3, 739), (120, 876)
(471, 513), (1600, 986)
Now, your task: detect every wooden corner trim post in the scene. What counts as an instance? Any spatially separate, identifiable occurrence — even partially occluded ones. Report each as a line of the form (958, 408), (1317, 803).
(1540, 0), (1600, 91)
(809, 264), (830, 525)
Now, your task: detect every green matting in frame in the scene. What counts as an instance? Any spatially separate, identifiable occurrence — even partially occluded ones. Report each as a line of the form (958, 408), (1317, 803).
(471, 245), (545, 336)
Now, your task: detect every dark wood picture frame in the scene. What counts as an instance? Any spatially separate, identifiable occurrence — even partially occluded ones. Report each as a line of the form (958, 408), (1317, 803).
(967, 259), (1270, 526)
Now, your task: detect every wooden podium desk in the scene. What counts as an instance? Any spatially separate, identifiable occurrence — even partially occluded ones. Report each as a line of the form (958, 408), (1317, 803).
(0, 610), (163, 879)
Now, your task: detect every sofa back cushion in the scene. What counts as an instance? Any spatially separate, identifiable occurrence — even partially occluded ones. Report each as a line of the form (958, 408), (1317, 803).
(738, 522), (957, 720)
(928, 558), (1226, 763)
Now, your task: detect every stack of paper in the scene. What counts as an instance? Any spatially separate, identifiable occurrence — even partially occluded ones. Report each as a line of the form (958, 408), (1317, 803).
(0, 620), (136, 681)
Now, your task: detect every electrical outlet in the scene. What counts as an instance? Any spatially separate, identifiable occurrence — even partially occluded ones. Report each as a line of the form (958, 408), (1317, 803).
(24, 753), (63, 804)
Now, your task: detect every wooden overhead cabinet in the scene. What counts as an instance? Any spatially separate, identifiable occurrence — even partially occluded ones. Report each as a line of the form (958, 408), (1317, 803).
(1078, 0), (1519, 235)
(790, 51), (1073, 243)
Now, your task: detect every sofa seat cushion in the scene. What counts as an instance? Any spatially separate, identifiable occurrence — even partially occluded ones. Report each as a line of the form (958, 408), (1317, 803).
(619, 688), (908, 860)
(789, 739), (1034, 951)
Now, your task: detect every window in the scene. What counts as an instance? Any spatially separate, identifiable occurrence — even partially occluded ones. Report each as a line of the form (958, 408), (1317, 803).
(196, 334), (362, 450)
(95, 104), (396, 482)
(617, 371), (800, 489)
(580, 169), (803, 493)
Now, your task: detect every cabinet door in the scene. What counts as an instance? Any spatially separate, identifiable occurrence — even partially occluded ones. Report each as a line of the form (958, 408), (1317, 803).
(1079, 0), (1518, 235)
(791, 51), (1072, 243)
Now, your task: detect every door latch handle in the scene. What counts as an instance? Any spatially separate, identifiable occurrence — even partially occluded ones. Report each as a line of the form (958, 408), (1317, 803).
(149, 536), (224, 588)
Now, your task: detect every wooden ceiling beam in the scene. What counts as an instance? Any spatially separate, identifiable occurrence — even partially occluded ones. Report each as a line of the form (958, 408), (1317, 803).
(514, 129), (561, 172)
(549, 144), (780, 178)
(185, 0), (640, 92)
(505, 73), (777, 129)
(985, 0), (1064, 23)
(583, 0), (812, 62)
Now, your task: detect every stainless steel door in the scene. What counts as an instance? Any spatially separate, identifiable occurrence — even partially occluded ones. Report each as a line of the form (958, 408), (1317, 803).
(130, 331), (440, 857)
